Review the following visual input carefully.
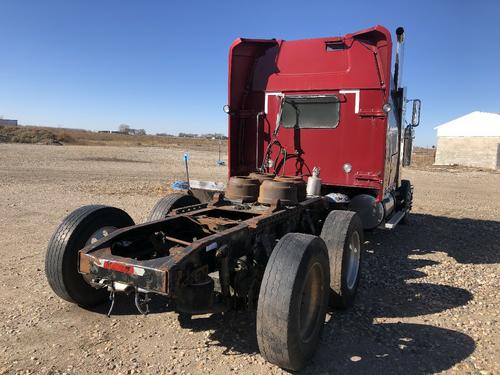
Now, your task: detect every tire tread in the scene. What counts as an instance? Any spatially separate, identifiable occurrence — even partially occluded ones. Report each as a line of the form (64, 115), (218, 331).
(257, 233), (329, 370)
(320, 210), (363, 308)
(147, 193), (200, 221)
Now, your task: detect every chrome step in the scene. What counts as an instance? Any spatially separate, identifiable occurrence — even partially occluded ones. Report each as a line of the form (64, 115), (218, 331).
(384, 210), (406, 229)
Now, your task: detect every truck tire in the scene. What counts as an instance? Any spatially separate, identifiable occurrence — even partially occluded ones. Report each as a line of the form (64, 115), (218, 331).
(400, 179), (413, 225)
(147, 193), (200, 221)
(45, 205), (134, 307)
(257, 233), (329, 371)
(320, 210), (363, 309)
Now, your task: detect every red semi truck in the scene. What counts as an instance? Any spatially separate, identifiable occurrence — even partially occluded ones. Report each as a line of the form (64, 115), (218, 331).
(45, 25), (420, 370)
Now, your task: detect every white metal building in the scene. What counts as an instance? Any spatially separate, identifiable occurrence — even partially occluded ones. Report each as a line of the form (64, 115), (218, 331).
(434, 111), (500, 169)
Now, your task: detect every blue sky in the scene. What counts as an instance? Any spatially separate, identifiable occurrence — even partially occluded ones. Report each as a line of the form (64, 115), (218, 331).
(1, 0), (499, 146)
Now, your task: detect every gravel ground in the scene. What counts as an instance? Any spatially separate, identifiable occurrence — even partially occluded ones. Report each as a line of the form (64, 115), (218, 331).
(0, 143), (498, 375)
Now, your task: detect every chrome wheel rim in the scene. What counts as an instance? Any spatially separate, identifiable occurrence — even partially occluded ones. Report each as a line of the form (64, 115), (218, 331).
(83, 226), (117, 284)
(86, 226), (117, 246)
(298, 262), (324, 343)
(346, 231), (361, 290)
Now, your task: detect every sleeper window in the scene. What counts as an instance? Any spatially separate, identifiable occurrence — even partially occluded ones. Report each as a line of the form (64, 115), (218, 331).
(280, 96), (340, 128)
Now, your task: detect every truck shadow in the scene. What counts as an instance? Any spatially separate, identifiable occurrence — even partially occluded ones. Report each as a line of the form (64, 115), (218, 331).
(386, 213), (500, 265)
(180, 213), (487, 373)
(303, 213), (494, 374)
(89, 294), (174, 316)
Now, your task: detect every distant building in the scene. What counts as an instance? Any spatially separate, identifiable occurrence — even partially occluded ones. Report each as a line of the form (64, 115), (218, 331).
(0, 119), (18, 126)
(434, 111), (500, 169)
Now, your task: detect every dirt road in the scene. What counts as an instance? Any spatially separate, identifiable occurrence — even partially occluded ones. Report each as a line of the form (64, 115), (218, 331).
(0, 143), (498, 374)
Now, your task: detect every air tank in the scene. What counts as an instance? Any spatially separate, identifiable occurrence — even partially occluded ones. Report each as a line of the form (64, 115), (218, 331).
(306, 167), (321, 197)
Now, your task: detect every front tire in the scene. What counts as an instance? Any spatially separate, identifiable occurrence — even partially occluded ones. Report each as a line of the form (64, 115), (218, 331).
(256, 233), (329, 371)
(320, 210), (364, 309)
(45, 205), (134, 307)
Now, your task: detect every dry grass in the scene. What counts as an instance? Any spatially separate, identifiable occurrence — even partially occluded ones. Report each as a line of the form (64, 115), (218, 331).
(0, 125), (226, 152)
(0, 125), (75, 145)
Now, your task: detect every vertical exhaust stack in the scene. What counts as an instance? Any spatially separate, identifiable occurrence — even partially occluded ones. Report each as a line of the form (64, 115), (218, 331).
(394, 27), (405, 91)
(394, 27), (414, 168)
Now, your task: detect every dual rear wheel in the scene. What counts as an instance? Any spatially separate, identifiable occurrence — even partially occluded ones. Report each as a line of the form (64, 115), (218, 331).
(256, 233), (330, 371)
(256, 210), (363, 371)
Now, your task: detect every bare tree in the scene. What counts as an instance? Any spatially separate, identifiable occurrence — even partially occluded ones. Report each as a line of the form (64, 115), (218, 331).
(118, 124), (130, 134)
